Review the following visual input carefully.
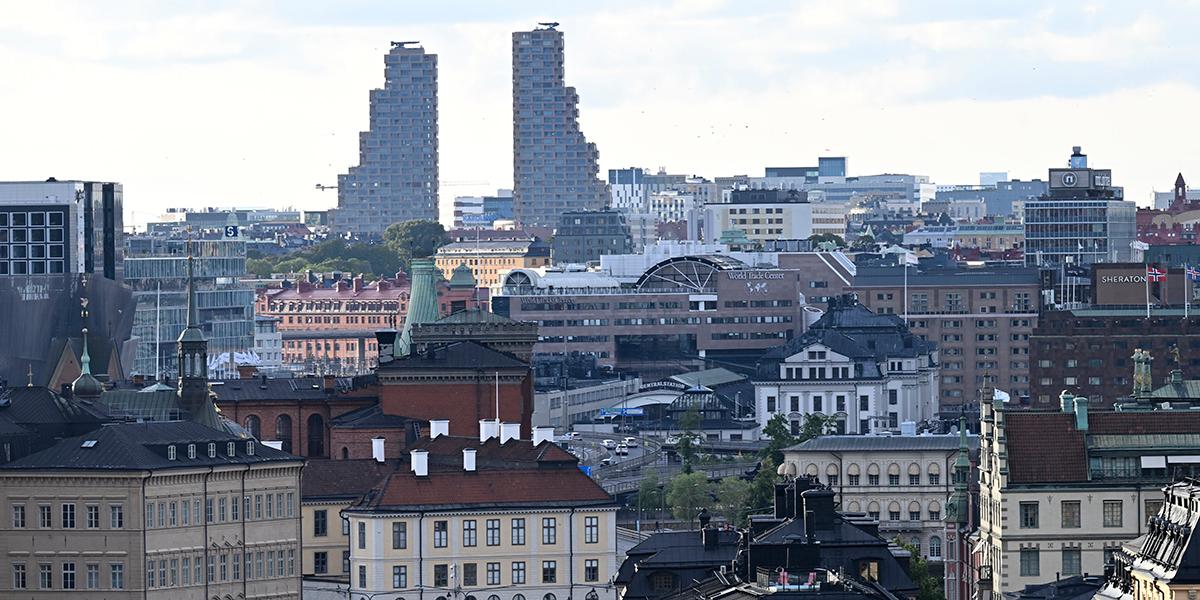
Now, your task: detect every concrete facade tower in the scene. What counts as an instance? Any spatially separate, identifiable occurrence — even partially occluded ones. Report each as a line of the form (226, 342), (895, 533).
(333, 42), (439, 237)
(512, 24), (608, 227)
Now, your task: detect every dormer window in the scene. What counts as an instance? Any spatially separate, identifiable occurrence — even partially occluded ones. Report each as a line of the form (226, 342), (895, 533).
(207, 443), (216, 458)
(227, 442), (236, 457)
(167, 445), (176, 460)
(187, 444), (196, 459)
(246, 441), (255, 456)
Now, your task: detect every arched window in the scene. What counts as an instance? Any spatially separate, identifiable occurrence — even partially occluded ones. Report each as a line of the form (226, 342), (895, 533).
(825, 463), (839, 485)
(307, 414), (325, 457)
(513, 595), (527, 600)
(930, 535), (942, 558)
(847, 501), (861, 513)
(543, 594), (558, 600)
(908, 463), (921, 485)
(275, 415), (293, 453)
(928, 462), (942, 485)
(805, 463), (819, 478)
(867, 501), (880, 519)
(910, 536), (921, 555)
(887, 463), (901, 485)
(908, 501), (921, 521)
(487, 595), (501, 600)
(341, 447), (349, 460)
(243, 415), (261, 439)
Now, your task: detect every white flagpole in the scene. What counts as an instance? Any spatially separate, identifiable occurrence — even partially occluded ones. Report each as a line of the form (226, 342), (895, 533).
(903, 258), (908, 324)
(1146, 266), (1152, 319)
(1186, 265), (1191, 319)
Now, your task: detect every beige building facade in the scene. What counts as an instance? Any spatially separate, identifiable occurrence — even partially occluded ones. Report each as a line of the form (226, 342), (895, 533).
(0, 422), (304, 599)
(783, 433), (977, 562)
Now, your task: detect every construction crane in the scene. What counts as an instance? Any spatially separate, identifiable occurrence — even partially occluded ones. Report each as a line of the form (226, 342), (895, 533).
(537, 22), (559, 30)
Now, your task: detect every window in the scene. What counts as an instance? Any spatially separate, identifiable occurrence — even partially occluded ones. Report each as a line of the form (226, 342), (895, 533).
(255, 495), (262, 519)
(929, 474), (940, 485)
(463, 519), (478, 547)
(393, 565), (407, 588)
(542, 560), (557, 583)
(929, 510), (940, 521)
(208, 555), (215, 582)
(218, 497), (226, 522)
(1019, 502), (1039, 528)
(39, 563), (52, 589)
(585, 516), (599, 543)
(170, 502), (178, 526)
(358, 522), (366, 549)
(231, 496), (239, 521)
(12, 504), (25, 528)
(1103, 500), (1123, 527)
(1062, 548), (1081, 576)
(312, 509), (328, 536)
(512, 561), (526, 584)
(62, 503), (75, 529)
(868, 474), (880, 486)
(889, 510), (901, 521)
(542, 517), (557, 544)
(512, 517), (526, 545)
(342, 551), (350, 574)
(205, 498), (213, 523)
(463, 562), (477, 586)
(183, 557), (190, 584)
(148, 560), (156, 588)
(585, 559), (599, 582)
(86, 505), (99, 529)
(486, 562), (501, 585)
(1061, 501), (1081, 528)
(434, 564), (448, 587)
(208, 443), (216, 458)
(434, 520), (448, 547)
(1019, 548), (1039, 576)
(13, 564), (27, 589)
(288, 550), (295, 576)
(929, 536), (942, 559)
(110, 563), (124, 589)
(909, 510), (921, 521)
(909, 474), (920, 486)
(62, 562), (75, 589)
(848, 474), (860, 486)
(314, 552), (327, 575)
(888, 474), (900, 486)
(359, 565), (367, 588)
(187, 444), (196, 459)
(220, 554), (228, 581)
(392, 521), (407, 549)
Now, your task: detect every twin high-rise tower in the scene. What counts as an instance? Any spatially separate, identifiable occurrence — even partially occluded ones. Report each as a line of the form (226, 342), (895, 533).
(332, 26), (606, 237)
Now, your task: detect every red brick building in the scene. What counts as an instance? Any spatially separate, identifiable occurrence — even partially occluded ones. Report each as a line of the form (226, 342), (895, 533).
(257, 273), (488, 374)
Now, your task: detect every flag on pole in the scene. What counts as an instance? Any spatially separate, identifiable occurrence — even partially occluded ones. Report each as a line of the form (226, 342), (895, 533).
(1147, 266), (1166, 282)
(1187, 265), (1200, 281)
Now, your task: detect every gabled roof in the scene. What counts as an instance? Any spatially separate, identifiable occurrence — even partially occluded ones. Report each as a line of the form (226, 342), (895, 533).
(0, 421), (298, 471)
(0, 386), (110, 426)
(302, 459), (394, 501)
(330, 404), (424, 430)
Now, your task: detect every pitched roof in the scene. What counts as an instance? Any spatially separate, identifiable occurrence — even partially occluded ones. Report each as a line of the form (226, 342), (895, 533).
(0, 386), (110, 426)
(787, 434), (979, 453)
(1004, 411), (1088, 483)
(378, 340), (527, 371)
(301, 459), (394, 501)
(0, 421), (298, 471)
(349, 435), (612, 511)
(429, 309), (516, 325)
(330, 404), (424, 430)
(205, 377), (372, 403)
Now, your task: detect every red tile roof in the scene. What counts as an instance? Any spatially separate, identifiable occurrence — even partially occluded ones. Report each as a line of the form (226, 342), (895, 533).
(369, 467), (614, 510)
(1005, 412), (1088, 484)
(302, 459), (395, 500)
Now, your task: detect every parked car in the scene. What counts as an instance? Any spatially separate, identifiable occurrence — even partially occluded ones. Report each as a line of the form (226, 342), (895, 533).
(623, 437), (639, 448)
(664, 435), (680, 446)
(565, 431), (581, 440)
(599, 457), (613, 466)
(601, 439), (616, 449)
(615, 444), (629, 456)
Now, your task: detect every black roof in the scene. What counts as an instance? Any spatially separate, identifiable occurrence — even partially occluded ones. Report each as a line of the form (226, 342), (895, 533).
(380, 340), (528, 371)
(207, 376), (372, 402)
(0, 421), (300, 471)
(330, 404), (425, 430)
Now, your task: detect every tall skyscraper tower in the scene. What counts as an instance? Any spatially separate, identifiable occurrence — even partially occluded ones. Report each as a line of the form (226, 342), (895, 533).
(512, 24), (608, 227)
(333, 42), (439, 238)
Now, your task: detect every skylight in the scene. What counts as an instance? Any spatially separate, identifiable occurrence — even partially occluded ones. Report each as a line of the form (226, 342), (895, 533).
(81, 440), (97, 448)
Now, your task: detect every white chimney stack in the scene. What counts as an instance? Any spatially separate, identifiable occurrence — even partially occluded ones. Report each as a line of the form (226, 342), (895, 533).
(463, 448), (477, 472)
(500, 422), (520, 444)
(533, 426), (555, 447)
(371, 437), (386, 463)
(479, 419), (500, 443)
(430, 419), (449, 439)
(410, 449), (428, 477)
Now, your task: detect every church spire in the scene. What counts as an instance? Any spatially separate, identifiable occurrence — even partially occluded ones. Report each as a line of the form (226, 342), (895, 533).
(946, 413), (971, 525)
(185, 253), (199, 330)
(71, 284), (104, 398)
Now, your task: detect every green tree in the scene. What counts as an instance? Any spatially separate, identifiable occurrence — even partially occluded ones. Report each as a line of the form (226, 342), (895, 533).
(748, 456), (778, 517)
(851, 234), (876, 251)
(637, 472), (663, 515)
(715, 476), (752, 526)
(245, 257), (277, 278)
(383, 220), (449, 266)
(666, 471), (713, 529)
(760, 414), (797, 467)
(679, 407), (701, 432)
(676, 407), (702, 473)
(807, 233), (846, 248)
(894, 538), (944, 600)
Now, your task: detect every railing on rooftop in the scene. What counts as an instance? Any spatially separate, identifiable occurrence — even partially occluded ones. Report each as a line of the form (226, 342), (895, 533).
(501, 286), (713, 297)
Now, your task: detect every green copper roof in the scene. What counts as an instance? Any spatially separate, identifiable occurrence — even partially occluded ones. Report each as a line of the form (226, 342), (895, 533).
(177, 254), (205, 343)
(448, 262), (477, 288)
(397, 258), (440, 356)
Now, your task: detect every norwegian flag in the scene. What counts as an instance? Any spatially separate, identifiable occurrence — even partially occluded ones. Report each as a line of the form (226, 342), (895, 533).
(1147, 266), (1167, 282)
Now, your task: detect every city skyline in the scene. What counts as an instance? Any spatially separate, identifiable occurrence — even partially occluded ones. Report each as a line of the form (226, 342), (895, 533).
(2, 0), (1198, 227)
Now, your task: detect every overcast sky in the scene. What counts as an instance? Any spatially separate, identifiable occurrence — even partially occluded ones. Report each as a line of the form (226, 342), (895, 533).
(2, 0), (1197, 228)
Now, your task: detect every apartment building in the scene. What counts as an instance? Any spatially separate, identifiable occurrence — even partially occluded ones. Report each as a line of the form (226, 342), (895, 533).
(0, 421), (304, 599)
(344, 425), (618, 600)
(701, 189), (847, 245)
(300, 459), (394, 584)
(753, 294), (939, 435)
(976, 375), (1200, 598)
(433, 238), (551, 287)
(851, 266), (1040, 410)
(783, 432), (978, 562)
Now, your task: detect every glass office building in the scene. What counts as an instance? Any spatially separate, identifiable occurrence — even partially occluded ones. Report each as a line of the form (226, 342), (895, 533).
(124, 238), (254, 378)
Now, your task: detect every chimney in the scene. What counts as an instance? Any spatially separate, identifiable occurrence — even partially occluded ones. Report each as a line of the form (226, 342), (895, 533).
(701, 526), (719, 551)
(323, 374), (336, 392)
(1059, 391), (1075, 413)
(774, 483), (789, 519)
(263, 440), (283, 451)
(132, 374), (145, 386)
(1171, 370), (1184, 385)
(1074, 396), (1089, 431)
(532, 426), (555, 446)
(374, 329), (398, 365)
(802, 487), (837, 531)
(352, 276), (363, 293)
(61, 383), (73, 399)
(500, 422), (521, 444)
(479, 419), (500, 443)
(371, 437), (386, 463)
(430, 419), (449, 439)
(410, 449), (428, 477)
(463, 448), (477, 472)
